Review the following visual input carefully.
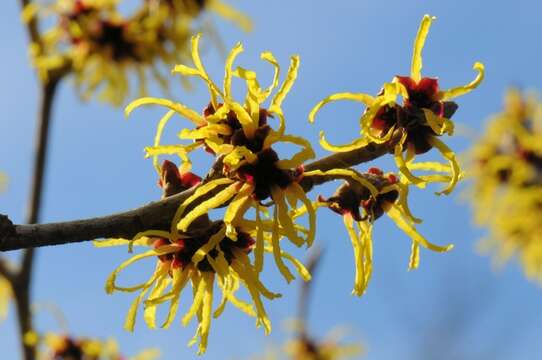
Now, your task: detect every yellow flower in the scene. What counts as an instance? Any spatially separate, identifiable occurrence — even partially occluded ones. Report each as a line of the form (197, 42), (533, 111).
(97, 219), (310, 355)
(33, 331), (159, 360)
(469, 89), (542, 282)
(318, 167), (453, 296)
(24, 0), (250, 106)
(0, 276), (12, 322)
(127, 36), (318, 283)
(309, 14), (484, 195)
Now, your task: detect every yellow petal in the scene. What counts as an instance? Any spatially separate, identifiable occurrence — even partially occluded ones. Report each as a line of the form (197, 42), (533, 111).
(269, 202), (295, 282)
(160, 268), (190, 329)
(224, 42), (244, 100)
(428, 137), (461, 195)
(125, 97), (205, 126)
(308, 92), (375, 124)
(177, 182), (240, 232)
(411, 15), (436, 82)
(387, 206), (453, 252)
(319, 130), (370, 153)
(275, 135), (315, 169)
(171, 178), (235, 235)
(408, 242), (420, 270)
(197, 273), (215, 355)
(192, 226), (227, 265)
(394, 139), (427, 188)
(439, 62), (485, 101)
(181, 274), (206, 326)
(269, 55), (300, 112)
(288, 183), (316, 247)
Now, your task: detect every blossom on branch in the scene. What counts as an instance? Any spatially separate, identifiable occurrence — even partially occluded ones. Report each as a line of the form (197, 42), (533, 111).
(468, 89), (542, 282)
(23, 0), (251, 105)
(309, 14), (484, 195)
(318, 167), (453, 296)
(127, 36), (318, 283)
(96, 222), (303, 355)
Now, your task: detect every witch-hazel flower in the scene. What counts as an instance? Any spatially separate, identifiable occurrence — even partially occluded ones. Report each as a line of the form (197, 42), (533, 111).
(309, 14), (484, 195)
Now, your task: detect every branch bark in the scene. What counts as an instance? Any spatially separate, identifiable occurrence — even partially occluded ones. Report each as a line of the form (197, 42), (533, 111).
(0, 135), (399, 252)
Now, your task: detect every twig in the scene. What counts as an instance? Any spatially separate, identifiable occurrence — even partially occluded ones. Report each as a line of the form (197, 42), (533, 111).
(0, 136), (397, 251)
(297, 247), (323, 338)
(11, 78), (61, 360)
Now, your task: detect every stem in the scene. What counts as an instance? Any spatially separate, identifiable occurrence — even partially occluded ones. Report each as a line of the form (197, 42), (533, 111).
(297, 247), (323, 339)
(0, 134), (399, 251)
(14, 79), (60, 360)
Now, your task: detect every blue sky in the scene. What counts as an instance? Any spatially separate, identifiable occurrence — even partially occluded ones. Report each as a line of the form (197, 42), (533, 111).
(1, 0), (542, 359)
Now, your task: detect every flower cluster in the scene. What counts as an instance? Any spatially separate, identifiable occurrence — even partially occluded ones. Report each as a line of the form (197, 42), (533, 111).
(317, 167), (453, 296)
(99, 13), (484, 354)
(98, 159), (310, 354)
(469, 89), (542, 282)
(27, 331), (159, 360)
(23, 0), (251, 105)
(126, 35), (318, 283)
(309, 15), (484, 195)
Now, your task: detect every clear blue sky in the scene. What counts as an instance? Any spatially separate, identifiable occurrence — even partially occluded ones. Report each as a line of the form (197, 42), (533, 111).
(1, 1), (542, 359)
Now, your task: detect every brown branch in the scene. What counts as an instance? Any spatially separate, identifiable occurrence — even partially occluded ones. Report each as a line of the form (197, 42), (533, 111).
(0, 135), (399, 252)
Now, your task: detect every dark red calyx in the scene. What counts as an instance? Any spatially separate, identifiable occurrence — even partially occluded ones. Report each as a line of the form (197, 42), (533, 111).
(159, 160), (201, 197)
(237, 148), (294, 201)
(396, 76), (439, 109)
(368, 167), (384, 176)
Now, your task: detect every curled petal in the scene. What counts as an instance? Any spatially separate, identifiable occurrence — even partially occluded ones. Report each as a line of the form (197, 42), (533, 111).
(394, 135), (427, 188)
(439, 62), (485, 101)
(308, 92), (375, 124)
(269, 203), (296, 282)
(428, 137), (461, 195)
(125, 97), (205, 127)
(260, 51), (280, 97)
(387, 205), (453, 253)
(106, 246), (180, 294)
(270, 55), (300, 112)
(287, 183), (317, 247)
(319, 130), (370, 153)
(275, 135), (315, 169)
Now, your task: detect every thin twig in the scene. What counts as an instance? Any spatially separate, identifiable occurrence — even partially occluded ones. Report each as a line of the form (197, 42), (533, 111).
(12, 2), (64, 359)
(297, 247), (323, 339)
(13, 78), (60, 360)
